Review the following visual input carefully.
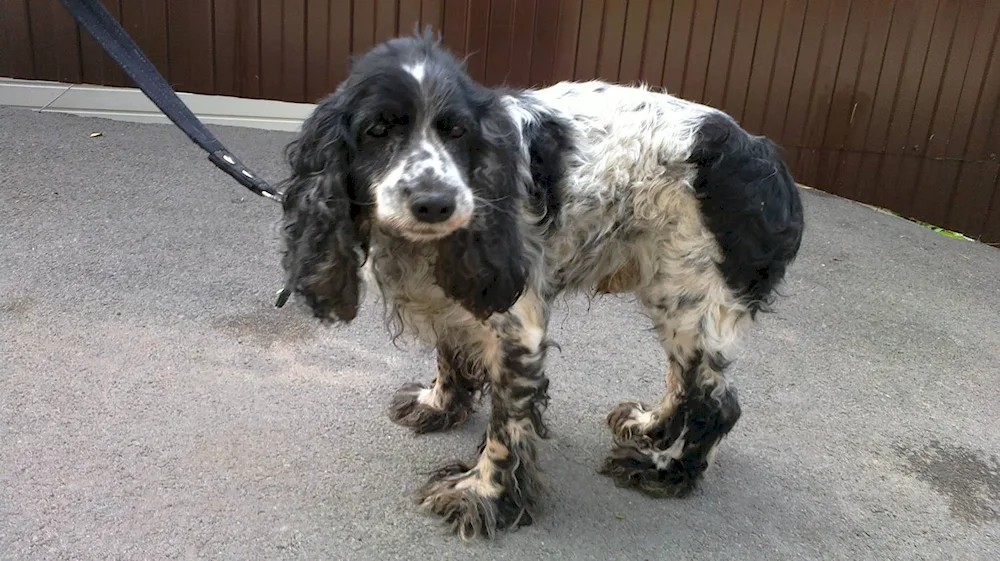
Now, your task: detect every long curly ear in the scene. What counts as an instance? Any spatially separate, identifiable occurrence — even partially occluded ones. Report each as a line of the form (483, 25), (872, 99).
(434, 102), (529, 320)
(279, 103), (368, 324)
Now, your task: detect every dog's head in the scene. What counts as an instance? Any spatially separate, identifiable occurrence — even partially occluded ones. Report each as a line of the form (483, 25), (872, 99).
(279, 30), (529, 324)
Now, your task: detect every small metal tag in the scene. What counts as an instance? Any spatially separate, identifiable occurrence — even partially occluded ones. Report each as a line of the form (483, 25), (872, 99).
(274, 288), (291, 308)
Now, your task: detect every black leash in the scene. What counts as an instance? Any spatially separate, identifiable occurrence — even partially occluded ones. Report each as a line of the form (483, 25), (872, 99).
(58, 0), (284, 203)
(60, 0), (296, 307)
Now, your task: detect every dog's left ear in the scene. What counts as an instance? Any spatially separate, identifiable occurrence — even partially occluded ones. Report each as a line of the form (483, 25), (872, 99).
(278, 99), (369, 324)
(434, 101), (530, 320)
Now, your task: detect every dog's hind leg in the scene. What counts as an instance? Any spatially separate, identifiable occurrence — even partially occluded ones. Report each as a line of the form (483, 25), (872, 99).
(388, 343), (484, 434)
(600, 277), (749, 497)
(415, 291), (551, 539)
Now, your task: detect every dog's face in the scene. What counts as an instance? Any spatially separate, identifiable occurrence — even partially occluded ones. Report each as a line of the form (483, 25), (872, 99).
(331, 40), (501, 242)
(354, 63), (478, 241)
(279, 33), (530, 324)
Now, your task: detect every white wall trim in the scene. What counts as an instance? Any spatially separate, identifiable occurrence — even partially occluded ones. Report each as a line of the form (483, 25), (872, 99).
(0, 77), (316, 132)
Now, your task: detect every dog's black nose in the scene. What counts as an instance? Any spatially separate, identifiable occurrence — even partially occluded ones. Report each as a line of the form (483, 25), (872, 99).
(410, 193), (455, 223)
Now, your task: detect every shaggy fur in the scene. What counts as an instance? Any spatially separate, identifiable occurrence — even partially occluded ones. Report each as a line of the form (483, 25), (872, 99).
(278, 30), (804, 539)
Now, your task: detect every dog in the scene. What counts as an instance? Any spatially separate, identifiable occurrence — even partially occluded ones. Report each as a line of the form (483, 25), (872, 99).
(276, 29), (804, 539)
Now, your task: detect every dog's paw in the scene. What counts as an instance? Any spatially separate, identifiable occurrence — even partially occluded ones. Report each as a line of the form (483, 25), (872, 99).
(388, 382), (473, 434)
(416, 462), (532, 540)
(599, 443), (702, 498)
(606, 401), (656, 445)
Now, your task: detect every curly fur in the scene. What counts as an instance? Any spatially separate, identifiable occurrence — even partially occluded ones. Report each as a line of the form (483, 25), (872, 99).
(278, 77), (370, 323)
(431, 108), (529, 320)
(387, 345), (481, 433)
(277, 29), (804, 539)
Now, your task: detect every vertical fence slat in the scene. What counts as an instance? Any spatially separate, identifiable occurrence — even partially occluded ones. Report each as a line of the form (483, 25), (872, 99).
(304, 0), (330, 102)
(949, 162), (999, 240)
(421, 0), (445, 29)
(722, 0), (763, 122)
(793, 1), (837, 177)
(679, 0), (717, 102)
(764, 2), (822, 170)
(507, 0), (538, 88)
(442, 0), (469, 55)
(798, 0), (852, 187)
(852, 0), (916, 206)
(741, 0), (783, 135)
(1, 0), (36, 79)
(166, 0), (215, 94)
(213, 0), (239, 97)
(28, 0), (83, 84)
(528, 0), (562, 86)
(617, 0), (650, 85)
(551, 0), (583, 83)
(484, 0), (514, 85)
(944, 0), (1000, 164)
(327, 0), (353, 90)
(872, 0), (938, 212)
(910, 0), (986, 228)
(831, 0), (895, 203)
(980, 82), (1000, 171)
(780, 0), (830, 178)
(925, 0), (988, 161)
(260, 0), (283, 100)
(947, 4), (1000, 236)
(119, 0), (171, 90)
(573, 0), (604, 81)
(374, 0), (399, 44)
(596, 0), (627, 82)
(639, 0), (672, 87)
(464, 0), (491, 83)
(399, 0), (422, 35)
(239, 0), (262, 99)
(463, 1), (490, 82)
(760, 0), (806, 141)
(353, 0), (377, 54)
(79, 0), (127, 87)
(814, 0), (873, 157)
(661, 0), (695, 94)
(286, 0), (307, 102)
(950, 160), (1000, 242)
(981, 171), (1000, 243)
(958, 26), (1000, 163)
(894, 1), (961, 220)
(702, 0), (739, 108)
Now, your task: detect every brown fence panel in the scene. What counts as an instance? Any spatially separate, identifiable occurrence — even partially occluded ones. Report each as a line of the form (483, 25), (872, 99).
(2, 0), (999, 243)
(26, 0), (84, 84)
(986, 174), (1000, 242)
(828, 0), (895, 204)
(79, 0), (126, 86)
(723, 0), (763, 122)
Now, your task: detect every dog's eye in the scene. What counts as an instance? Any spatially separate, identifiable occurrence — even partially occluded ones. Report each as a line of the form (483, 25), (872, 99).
(367, 123), (389, 137)
(446, 123), (466, 139)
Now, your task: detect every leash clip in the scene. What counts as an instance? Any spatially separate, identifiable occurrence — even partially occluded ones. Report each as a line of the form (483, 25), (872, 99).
(275, 287), (291, 308)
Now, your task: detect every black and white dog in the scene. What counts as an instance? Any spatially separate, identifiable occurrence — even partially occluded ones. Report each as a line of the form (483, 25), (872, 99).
(278, 30), (804, 539)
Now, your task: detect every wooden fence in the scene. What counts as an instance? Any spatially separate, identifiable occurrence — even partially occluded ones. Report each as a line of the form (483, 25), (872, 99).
(3, 0), (999, 243)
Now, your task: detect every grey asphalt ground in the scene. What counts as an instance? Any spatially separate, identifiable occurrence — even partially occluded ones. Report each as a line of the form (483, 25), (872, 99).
(2, 106), (999, 561)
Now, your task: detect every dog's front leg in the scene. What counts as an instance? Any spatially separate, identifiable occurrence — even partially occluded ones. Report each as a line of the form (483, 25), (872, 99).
(416, 291), (551, 540)
(388, 343), (483, 434)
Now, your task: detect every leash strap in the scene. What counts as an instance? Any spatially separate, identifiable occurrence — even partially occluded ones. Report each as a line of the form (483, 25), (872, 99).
(58, 0), (284, 202)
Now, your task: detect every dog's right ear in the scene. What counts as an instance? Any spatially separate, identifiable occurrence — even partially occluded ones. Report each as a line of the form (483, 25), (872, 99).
(279, 100), (368, 324)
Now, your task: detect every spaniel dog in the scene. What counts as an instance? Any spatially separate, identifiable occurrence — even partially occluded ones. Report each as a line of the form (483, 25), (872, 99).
(277, 30), (804, 539)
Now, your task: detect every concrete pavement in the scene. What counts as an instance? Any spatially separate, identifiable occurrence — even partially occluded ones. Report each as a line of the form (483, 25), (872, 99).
(2, 107), (999, 560)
